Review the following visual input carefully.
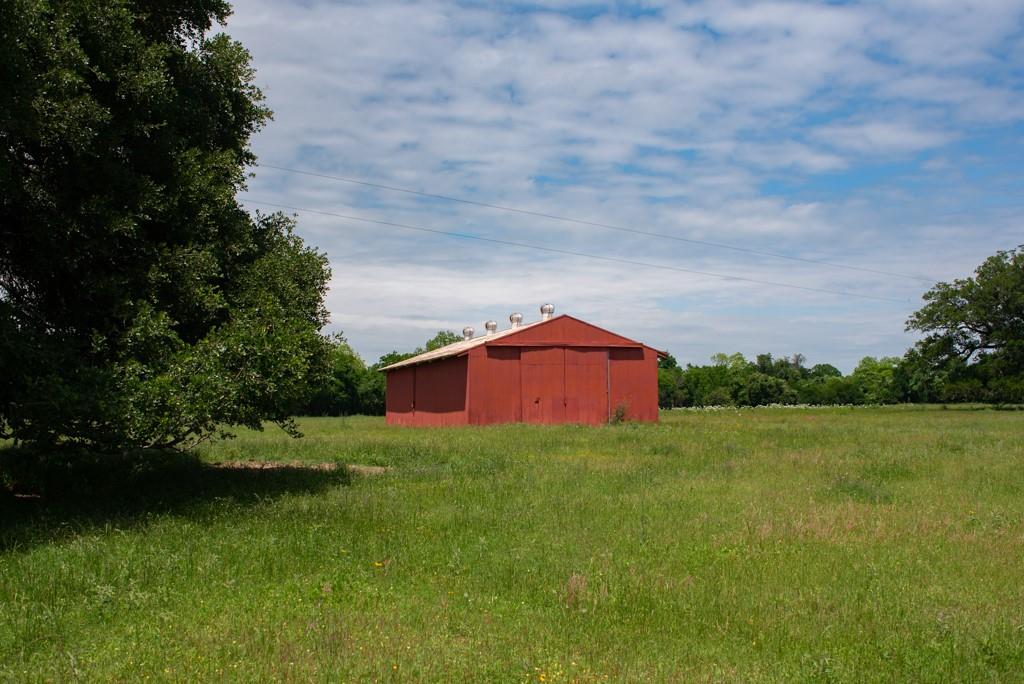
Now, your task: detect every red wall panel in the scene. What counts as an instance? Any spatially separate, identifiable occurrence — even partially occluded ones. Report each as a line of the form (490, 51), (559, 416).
(490, 315), (643, 348)
(467, 346), (522, 424)
(609, 347), (659, 422)
(565, 347), (609, 425)
(385, 356), (469, 426)
(521, 347), (566, 424)
(385, 367), (416, 425)
(413, 356), (468, 425)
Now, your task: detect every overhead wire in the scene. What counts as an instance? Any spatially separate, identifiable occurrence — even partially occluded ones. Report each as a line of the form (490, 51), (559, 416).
(240, 197), (913, 305)
(254, 163), (936, 284)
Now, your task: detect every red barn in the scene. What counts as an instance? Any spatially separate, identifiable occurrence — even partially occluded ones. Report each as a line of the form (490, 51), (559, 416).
(381, 305), (664, 426)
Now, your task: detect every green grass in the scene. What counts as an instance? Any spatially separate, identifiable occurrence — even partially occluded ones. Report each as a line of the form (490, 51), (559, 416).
(2, 407), (1024, 682)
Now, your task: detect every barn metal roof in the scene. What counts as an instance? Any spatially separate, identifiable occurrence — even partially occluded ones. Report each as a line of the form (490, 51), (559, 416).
(378, 318), (547, 371)
(379, 314), (664, 371)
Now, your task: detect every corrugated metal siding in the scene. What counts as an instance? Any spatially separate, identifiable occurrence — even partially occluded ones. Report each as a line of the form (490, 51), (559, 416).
(412, 356), (469, 425)
(385, 366), (416, 425)
(521, 347), (566, 424)
(488, 315), (642, 348)
(565, 347), (610, 425)
(609, 347), (659, 422)
(468, 346), (522, 425)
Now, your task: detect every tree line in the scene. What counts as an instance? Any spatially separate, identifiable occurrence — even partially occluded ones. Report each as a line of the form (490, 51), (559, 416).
(659, 246), (1023, 407)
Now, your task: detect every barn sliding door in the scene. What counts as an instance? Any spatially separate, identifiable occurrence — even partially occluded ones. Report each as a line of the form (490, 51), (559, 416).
(565, 347), (609, 425)
(520, 347), (609, 425)
(521, 347), (565, 424)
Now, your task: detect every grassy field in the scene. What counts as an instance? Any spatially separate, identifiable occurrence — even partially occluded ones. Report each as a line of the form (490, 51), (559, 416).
(2, 407), (1023, 682)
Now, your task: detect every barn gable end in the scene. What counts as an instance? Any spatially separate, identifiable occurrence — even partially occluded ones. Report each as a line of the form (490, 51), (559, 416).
(484, 315), (648, 349)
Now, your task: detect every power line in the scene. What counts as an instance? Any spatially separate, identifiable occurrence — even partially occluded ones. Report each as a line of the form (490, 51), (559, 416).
(241, 197), (912, 305)
(254, 163), (936, 284)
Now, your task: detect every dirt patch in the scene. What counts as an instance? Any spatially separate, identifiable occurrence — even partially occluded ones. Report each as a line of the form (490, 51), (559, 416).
(346, 464), (391, 476)
(211, 461), (390, 476)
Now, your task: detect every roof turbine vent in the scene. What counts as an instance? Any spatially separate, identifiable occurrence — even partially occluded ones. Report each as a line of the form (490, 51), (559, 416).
(462, 326), (474, 340)
(540, 303), (555, 321)
(509, 312), (523, 328)
(484, 320), (498, 335)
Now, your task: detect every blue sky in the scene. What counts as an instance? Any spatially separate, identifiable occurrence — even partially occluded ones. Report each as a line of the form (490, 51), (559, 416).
(229, 0), (1023, 371)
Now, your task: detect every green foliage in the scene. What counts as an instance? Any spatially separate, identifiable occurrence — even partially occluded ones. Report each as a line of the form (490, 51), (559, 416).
(0, 0), (330, 449)
(907, 246), (1023, 364)
(303, 335), (373, 416)
(851, 356), (901, 404)
(373, 350), (416, 368)
(905, 245), (1024, 403)
(680, 362), (735, 406)
(424, 330), (461, 351)
(808, 363), (842, 380)
(659, 352), (899, 408)
(796, 375), (863, 406)
(657, 351), (679, 370)
(371, 330), (460, 372)
(657, 366), (686, 407)
(736, 372), (798, 406)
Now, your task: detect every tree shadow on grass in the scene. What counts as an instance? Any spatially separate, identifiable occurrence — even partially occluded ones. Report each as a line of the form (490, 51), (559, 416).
(0, 447), (352, 552)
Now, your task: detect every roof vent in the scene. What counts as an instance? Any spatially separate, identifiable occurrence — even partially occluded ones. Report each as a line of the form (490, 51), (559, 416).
(462, 326), (474, 340)
(509, 312), (523, 328)
(484, 320), (497, 335)
(540, 303), (555, 321)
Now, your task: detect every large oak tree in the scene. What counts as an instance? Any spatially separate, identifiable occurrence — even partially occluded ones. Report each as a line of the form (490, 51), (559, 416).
(906, 246), (1023, 366)
(0, 0), (330, 449)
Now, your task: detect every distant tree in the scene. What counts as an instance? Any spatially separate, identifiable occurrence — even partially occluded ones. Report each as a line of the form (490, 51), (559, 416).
(304, 335), (367, 416)
(711, 352), (749, 371)
(795, 363), (856, 404)
(0, 0), (330, 449)
(904, 245), (1023, 403)
(816, 376), (863, 405)
(850, 356), (901, 404)
(659, 352), (680, 370)
(735, 373), (797, 406)
(705, 386), (734, 407)
(657, 352), (686, 408)
(893, 348), (946, 403)
(907, 246), (1023, 369)
(754, 354), (775, 376)
(424, 330), (461, 351)
(356, 370), (386, 416)
(374, 329), (460, 369)
(681, 363), (736, 406)
(375, 351), (415, 368)
(808, 363), (843, 380)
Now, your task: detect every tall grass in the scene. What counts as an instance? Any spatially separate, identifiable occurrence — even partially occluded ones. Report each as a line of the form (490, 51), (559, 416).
(2, 407), (1023, 681)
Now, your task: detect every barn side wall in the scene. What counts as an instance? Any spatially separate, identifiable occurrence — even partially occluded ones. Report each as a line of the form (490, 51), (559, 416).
(385, 355), (469, 426)
(385, 366), (416, 425)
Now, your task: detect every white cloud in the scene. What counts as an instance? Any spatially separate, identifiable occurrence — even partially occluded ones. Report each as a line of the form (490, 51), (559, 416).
(225, 0), (1024, 370)
(811, 120), (954, 154)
